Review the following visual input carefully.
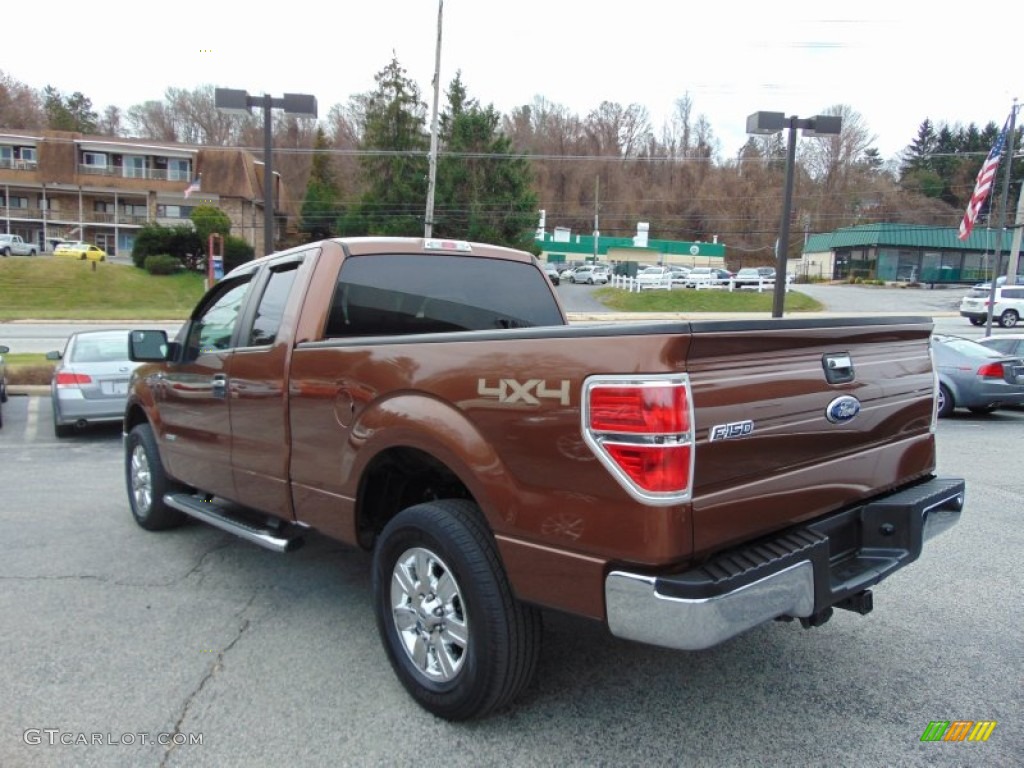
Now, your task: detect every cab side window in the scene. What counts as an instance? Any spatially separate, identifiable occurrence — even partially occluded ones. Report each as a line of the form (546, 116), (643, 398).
(248, 264), (299, 347)
(185, 278), (253, 360)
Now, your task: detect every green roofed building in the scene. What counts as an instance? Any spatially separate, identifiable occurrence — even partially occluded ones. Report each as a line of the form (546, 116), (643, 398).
(800, 223), (1022, 285)
(536, 229), (725, 271)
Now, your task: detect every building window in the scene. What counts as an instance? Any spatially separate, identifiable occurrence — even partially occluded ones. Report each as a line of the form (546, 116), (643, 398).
(123, 156), (146, 178)
(122, 203), (147, 217)
(168, 159), (191, 181)
(20, 147), (36, 163)
(94, 201), (114, 213)
(156, 204), (194, 218)
(38, 197), (60, 212)
(82, 152), (107, 168)
(4, 196), (29, 209)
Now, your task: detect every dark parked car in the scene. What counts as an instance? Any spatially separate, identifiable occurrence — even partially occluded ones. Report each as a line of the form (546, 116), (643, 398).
(931, 334), (1024, 416)
(48, 330), (141, 437)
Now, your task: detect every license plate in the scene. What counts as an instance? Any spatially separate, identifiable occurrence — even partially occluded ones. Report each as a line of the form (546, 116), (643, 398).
(101, 381), (128, 395)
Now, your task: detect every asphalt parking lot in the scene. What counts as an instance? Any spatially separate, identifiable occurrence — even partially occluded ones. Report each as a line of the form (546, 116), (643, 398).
(1, 392), (1021, 767)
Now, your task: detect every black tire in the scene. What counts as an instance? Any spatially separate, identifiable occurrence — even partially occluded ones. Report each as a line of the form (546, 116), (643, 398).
(372, 499), (541, 721)
(969, 317), (985, 326)
(968, 405), (998, 414)
(936, 384), (954, 418)
(999, 310), (1019, 328)
(1, 247), (9, 257)
(125, 423), (187, 530)
(52, 405), (75, 438)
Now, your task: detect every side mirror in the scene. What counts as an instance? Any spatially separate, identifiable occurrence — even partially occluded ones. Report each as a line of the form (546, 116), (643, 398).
(129, 330), (170, 362)
(45, 350), (62, 360)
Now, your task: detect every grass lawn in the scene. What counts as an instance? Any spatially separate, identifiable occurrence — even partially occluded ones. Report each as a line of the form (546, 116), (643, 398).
(0, 258), (205, 320)
(594, 286), (824, 312)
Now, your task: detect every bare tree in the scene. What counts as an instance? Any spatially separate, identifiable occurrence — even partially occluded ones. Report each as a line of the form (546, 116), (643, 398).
(0, 70), (44, 129)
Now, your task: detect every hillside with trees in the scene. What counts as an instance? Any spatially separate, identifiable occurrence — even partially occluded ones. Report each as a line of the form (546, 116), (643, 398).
(2, 65), (1020, 263)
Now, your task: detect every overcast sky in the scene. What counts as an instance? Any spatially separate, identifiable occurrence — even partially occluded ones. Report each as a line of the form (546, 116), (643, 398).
(6, 1), (1019, 161)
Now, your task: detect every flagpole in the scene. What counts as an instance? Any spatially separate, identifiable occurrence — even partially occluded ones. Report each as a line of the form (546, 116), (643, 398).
(984, 100), (1018, 337)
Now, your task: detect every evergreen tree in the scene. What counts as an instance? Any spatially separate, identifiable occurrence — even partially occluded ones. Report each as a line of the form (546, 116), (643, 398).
(300, 126), (340, 240)
(43, 86), (98, 132)
(433, 73), (538, 250)
(348, 56), (428, 236)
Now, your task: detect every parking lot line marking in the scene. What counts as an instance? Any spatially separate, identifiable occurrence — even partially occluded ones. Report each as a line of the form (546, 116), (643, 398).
(26, 396), (40, 441)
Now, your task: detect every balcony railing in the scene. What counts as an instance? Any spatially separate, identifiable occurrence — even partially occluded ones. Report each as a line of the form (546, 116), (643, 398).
(0, 206), (148, 226)
(0, 158), (39, 171)
(77, 164), (191, 181)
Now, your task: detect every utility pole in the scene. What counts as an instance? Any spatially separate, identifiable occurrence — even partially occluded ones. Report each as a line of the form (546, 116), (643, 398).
(593, 175), (599, 263)
(424, 0), (444, 238)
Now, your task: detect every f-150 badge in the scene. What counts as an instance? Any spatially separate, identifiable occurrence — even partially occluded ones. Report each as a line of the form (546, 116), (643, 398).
(477, 378), (571, 406)
(709, 420), (754, 441)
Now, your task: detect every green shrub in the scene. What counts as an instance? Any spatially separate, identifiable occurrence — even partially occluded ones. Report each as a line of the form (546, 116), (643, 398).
(132, 223), (202, 269)
(144, 254), (181, 275)
(223, 235), (255, 272)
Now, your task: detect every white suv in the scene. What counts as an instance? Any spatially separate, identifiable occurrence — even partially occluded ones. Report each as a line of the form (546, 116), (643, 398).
(959, 284), (1024, 328)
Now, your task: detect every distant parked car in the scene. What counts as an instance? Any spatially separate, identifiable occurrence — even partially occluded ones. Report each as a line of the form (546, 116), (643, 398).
(542, 263), (561, 285)
(0, 233), (37, 257)
(931, 333), (1024, 416)
(0, 344), (8, 429)
(570, 265), (609, 285)
(636, 266), (673, 289)
(733, 267), (776, 288)
(668, 267), (691, 285)
(685, 267), (732, 288)
(559, 266), (577, 281)
(959, 284), (1024, 327)
(48, 329), (141, 437)
(54, 242), (107, 262)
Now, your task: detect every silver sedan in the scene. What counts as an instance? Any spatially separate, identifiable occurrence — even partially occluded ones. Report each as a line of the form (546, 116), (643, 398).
(48, 329), (141, 437)
(932, 334), (1024, 416)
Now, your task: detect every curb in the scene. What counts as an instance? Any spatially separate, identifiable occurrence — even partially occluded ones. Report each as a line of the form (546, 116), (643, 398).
(8, 385), (50, 396)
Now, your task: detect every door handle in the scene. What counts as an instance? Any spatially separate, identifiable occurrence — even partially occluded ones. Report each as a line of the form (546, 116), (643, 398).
(212, 373), (228, 398)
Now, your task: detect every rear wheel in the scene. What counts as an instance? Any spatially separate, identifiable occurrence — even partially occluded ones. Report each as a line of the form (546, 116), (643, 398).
(999, 310), (1019, 328)
(969, 317), (985, 326)
(372, 499), (541, 721)
(968, 405), (998, 414)
(936, 384), (954, 418)
(125, 423), (187, 530)
(52, 404), (75, 438)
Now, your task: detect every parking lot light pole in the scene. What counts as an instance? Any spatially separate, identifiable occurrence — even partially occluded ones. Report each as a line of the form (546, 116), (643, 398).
(215, 88), (317, 257)
(747, 111), (842, 317)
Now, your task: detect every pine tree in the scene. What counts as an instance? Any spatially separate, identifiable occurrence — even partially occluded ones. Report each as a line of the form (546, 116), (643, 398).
(434, 73), (538, 250)
(349, 56), (428, 236)
(300, 126), (340, 240)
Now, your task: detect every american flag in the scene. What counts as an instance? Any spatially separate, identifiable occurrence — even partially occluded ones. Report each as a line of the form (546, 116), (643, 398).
(183, 176), (201, 199)
(958, 112), (1013, 241)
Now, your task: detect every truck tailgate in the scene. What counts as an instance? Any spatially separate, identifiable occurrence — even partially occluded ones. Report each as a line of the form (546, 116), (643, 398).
(684, 317), (937, 556)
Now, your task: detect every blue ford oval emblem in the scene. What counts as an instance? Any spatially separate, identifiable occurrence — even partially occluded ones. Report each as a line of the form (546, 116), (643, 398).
(826, 395), (861, 424)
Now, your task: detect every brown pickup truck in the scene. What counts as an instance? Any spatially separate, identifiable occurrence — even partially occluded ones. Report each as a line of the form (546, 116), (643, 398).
(124, 236), (964, 720)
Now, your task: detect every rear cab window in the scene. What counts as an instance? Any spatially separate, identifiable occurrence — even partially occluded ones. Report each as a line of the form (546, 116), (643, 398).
(325, 253), (563, 338)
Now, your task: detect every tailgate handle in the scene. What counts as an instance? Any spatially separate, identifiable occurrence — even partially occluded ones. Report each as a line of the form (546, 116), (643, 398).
(822, 353), (855, 384)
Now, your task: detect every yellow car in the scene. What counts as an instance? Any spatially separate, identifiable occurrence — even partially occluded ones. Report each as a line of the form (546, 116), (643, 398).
(54, 242), (107, 262)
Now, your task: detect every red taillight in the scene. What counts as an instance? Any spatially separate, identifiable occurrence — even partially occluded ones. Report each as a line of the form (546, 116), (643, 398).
(589, 384), (690, 433)
(56, 372), (92, 387)
(977, 362), (1004, 379)
(583, 376), (693, 504)
(604, 443), (692, 493)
